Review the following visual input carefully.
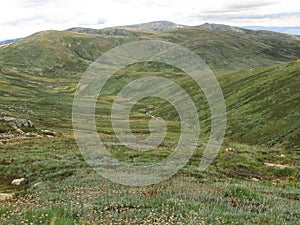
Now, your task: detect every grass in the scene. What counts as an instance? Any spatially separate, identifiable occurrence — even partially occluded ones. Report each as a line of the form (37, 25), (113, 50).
(0, 137), (299, 224)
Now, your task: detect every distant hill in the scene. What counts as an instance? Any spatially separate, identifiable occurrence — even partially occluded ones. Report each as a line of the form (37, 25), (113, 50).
(0, 30), (123, 72)
(68, 21), (300, 37)
(3, 24), (300, 72)
(68, 21), (187, 35)
(197, 23), (247, 33)
(243, 26), (300, 36)
(123, 20), (187, 31)
(67, 26), (156, 37)
(196, 23), (300, 37)
(0, 38), (21, 46)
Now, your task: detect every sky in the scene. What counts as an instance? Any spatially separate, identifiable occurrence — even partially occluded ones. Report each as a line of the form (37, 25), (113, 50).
(1, 0), (300, 40)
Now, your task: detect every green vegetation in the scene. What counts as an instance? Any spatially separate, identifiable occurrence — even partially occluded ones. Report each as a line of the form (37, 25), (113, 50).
(0, 138), (299, 224)
(220, 60), (300, 149)
(0, 24), (299, 224)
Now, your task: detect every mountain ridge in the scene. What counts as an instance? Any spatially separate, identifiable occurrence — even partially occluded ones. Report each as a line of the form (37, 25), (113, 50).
(2, 25), (300, 73)
(67, 20), (187, 34)
(0, 38), (21, 46)
(67, 20), (300, 36)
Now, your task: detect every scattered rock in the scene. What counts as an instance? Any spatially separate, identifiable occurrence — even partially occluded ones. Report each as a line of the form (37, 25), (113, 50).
(25, 132), (42, 138)
(251, 177), (259, 182)
(0, 114), (57, 143)
(41, 129), (57, 136)
(16, 128), (25, 134)
(9, 118), (33, 129)
(225, 147), (236, 152)
(11, 178), (25, 185)
(32, 182), (42, 187)
(1, 116), (34, 130)
(0, 193), (14, 201)
(264, 162), (293, 169)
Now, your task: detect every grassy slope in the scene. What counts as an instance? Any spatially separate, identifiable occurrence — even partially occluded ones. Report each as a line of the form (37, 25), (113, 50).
(0, 136), (299, 224)
(220, 60), (300, 149)
(100, 59), (300, 150)
(147, 27), (300, 72)
(0, 30), (133, 72)
(0, 31), (138, 131)
(2, 27), (300, 72)
(0, 28), (299, 132)
(0, 28), (299, 224)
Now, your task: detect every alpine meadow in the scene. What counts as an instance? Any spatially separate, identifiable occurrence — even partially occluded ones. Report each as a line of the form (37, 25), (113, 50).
(0, 20), (299, 224)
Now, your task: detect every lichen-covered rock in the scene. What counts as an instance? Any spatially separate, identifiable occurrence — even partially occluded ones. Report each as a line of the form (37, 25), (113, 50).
(4, 117), (34, 129)
(0, 116), (38, 143)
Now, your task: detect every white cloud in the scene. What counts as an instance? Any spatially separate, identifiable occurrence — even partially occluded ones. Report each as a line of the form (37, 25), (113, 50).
(0, 0), (300, 40)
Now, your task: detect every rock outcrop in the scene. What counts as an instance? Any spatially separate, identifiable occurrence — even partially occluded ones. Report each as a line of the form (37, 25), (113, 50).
(0, 113), (57, 144)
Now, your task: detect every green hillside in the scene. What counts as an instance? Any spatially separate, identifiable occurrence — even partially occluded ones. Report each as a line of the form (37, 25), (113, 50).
(221, 60), (300, 149)
(0, 27), (299, 148)
(2, 26), (300, 73)
(0, 30), (131, 73)
(160, 28), (300, 70)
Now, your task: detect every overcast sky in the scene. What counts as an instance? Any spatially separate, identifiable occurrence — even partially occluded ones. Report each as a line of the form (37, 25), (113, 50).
(1, 0), (300, 40)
